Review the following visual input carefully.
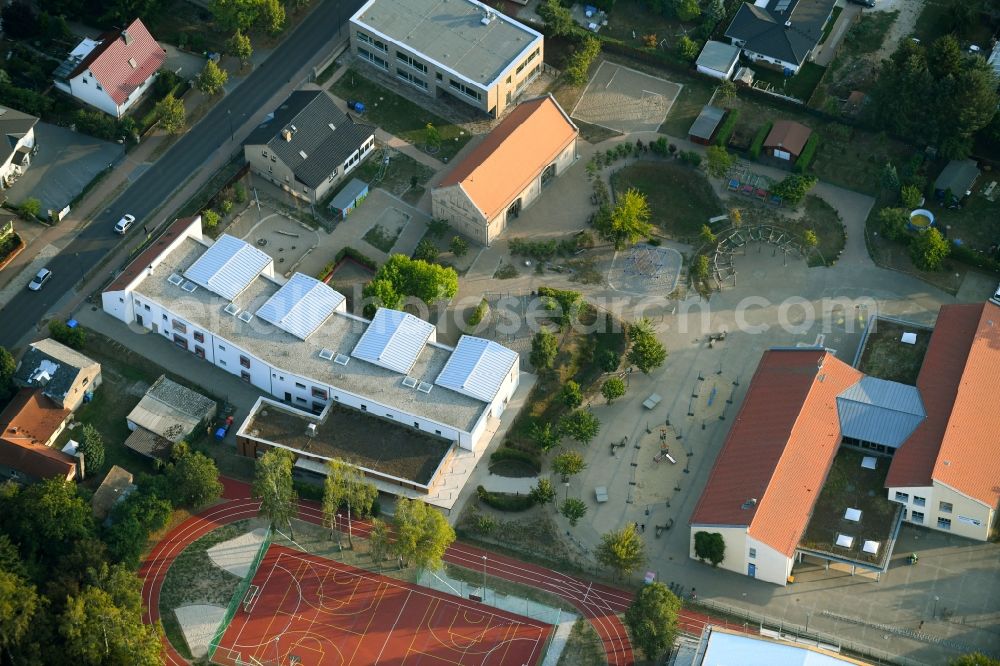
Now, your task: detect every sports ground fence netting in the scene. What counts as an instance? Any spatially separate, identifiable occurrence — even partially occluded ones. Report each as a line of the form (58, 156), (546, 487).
(206, 526), (274, 661)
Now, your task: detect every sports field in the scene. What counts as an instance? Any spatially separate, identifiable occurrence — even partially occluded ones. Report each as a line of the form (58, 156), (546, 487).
(214, 544), (552, 665)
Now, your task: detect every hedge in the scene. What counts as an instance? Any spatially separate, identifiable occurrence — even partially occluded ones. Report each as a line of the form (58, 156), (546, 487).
(489, 446), (541, 473)
(468, 298), (489, 327)
(714, 109), (740, 147)
(477, 486), (535, 512)
(335, 246), (378, 270)
(749, 121), (773, 160)
(794, 134), (820, 173)
(949, 242), (1000, 274)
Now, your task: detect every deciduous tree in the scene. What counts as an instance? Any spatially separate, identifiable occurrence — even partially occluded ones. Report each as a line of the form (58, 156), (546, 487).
(166, 444), (222, 508)
(875, 207), (908, 241)
(699, 224), (717, 247)
(530, 330), (558, 371)
(558, 410), (601, 445)
(552, 450), (586, 479)
(392, 498), (455, 570)
(0, 570), (39, 657)
(196, 60), (229, 95)
(601, 377), (626, 404)
(597, 188), (653, 250)
(560, 498), (587, 526)
(252, 448), (298, 538)
(565, 36), (601, 85)
(530, 421), (560, 452)
(154, 93), (185, 134)
(627, 320), (667, 374)
(692, 254), (710, 281)
(770, 174), (817, 206)
(368, 517), (391, 567)
(538, 0), (574, 37)
(228, 30), (253, 67)
(910, 227), (950, 271)
(624, 581), (680, 660)
(596, 523), (645, 578)
(704, 145), (733, 177)
(322, 458), (377, 549)
(528, 478), (556, 505)
(449, 235), (468, 257)
(560, 380), (583, 409)
(363, 254), (458, 308)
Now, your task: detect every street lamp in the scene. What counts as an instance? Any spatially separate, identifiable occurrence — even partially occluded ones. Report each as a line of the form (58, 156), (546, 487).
(933, 596), (940, 619)
(482, 555), (487, 600)
(805, 612), (812, 634)
(227, 108), (234, 141)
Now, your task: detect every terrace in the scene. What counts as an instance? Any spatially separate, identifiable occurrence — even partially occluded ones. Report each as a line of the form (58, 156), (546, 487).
(855, 317), (931, 386)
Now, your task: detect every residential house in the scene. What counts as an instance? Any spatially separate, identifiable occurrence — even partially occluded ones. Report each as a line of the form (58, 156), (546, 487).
(243, 90), (376, 205)
(0, 389), (78, 482)
(725, 0), (836, 74)
(689, 105), (727, 145)
(0, 106), (38, 189)
(13, 338), (102, 412)
(350, 0), (543, 117)
(125, 375), (216, 458)
(763, 120), (812, 164)
(933, 159), (979, 205)
(53, 18), (165, 118)
(696, 41), (741, 80)
(101, 216), (521, 452)
(431, 94), (578, 245)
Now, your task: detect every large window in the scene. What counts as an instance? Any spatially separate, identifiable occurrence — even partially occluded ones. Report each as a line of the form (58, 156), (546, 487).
(356, 32), (387, 53)
(448, 79), (482, 101)
(894, 491), (909, 503)
(397, 68), (427, 91)
(396, 51), (427, 73)
(913, 496), (926, 507)
(358, 48), (388, 71)
(939, 501), (953, 514)
(937, 517), (951, 530)
(172, 319), (187, 334)
(240, 355), (251, 369)
(311, 387), (328, 400)
(911, 511), (924, 524)
(194, 331), (205, 343)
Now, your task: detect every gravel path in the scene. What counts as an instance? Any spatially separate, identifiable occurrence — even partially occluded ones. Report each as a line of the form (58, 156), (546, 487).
(873, 0), (926, 62)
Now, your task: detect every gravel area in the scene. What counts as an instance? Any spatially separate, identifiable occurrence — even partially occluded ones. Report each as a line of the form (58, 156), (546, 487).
(873, 0), (925, 61)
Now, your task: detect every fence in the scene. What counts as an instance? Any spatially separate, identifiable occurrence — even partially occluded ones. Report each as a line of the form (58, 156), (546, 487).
(206, 526), (274, 660)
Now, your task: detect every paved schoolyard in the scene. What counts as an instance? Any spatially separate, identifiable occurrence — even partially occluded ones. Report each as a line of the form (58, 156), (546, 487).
(571, 61), (682, 133)
(227, 203), (321, 279)
(4, 122), (124, 214)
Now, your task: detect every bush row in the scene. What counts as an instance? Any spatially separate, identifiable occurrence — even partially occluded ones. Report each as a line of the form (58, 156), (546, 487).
(489, 446), (541, 473)
(749, 121), (773, 160)
(714, 109), (740, 147)
(336, 246), (378, 270)
(795, 133), (821, 173)
(476, 486), (535, 512)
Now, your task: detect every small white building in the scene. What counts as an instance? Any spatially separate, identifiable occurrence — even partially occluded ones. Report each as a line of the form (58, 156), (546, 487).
(696, 41), (741, 80)
(432, 94), (578, 245)
(0, 107), (38, 189)
(101, 216), (521, 452)
(53, 18), (165, 118)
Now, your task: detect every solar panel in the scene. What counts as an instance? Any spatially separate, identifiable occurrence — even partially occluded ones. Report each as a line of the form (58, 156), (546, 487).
(402, 376), (418, 388)
(224, 302), (241, 316)
(167, 273), (184, 286)
(319, 348), (335, 360)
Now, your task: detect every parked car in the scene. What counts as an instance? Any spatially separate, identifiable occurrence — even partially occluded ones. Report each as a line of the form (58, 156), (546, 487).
(28, 268), (52, 291)
(114, 214), (136, 234)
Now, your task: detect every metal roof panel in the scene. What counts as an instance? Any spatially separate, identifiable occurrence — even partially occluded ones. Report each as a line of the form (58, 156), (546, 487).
(435, 335), (518, 403)
(184, 234), (272, 301)
(256, 272), (345, 340)
(351, 308), (435, 374)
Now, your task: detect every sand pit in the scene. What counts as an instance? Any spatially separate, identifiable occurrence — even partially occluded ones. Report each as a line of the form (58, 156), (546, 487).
(207, 527), (268, 577)
(174, 604), (227, 658)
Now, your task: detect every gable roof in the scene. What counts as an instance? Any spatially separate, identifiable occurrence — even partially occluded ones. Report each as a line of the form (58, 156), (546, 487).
(0, 107), (38, 165)
(764, 120), (813, 156)
(128, 376), (216, 442)
(184, 234), (272, 301)
(245, 91), (375, 188)
(351, 307), (435, 375)
(68, 19), (165, 106)
(435, 335), (519, 403)
(14, 339), (99, 406)
(836, 377), (925, 448)
(689, 350), (862, 557)
(256, 272), (346, 340)
(436, 95), (577, 221)
(0, 389), (76, 481)
(725, 0), (835, 67)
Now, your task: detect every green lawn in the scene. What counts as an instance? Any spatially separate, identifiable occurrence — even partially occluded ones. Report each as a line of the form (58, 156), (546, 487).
(920, 190), (1000, 253)
(611, 161), (724, 239)
(331, 68), (472, 161)
(820, 6), (844, 44)
(351, 150), (435, 206)
(659, 76), (715, 138)
(801, 195), (847, 267)
(751, 62), (827, 103)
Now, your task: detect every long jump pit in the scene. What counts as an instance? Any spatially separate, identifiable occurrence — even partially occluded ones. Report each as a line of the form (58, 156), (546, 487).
(213, 544), (552, 666)
(571, 60), (682, 133)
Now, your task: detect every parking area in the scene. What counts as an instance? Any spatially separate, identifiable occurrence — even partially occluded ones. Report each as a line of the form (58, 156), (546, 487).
(4, 122), (124, 214)
(571, 61), (682, 133)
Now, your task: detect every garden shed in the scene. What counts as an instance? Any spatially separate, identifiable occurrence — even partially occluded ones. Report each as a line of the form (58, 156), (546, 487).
(329, 178), (369, 221)
(688, 105), (727, 145)
(763, 120), (812, 164)
(696, 41), (741, 80)
(934, 159), (979, 204)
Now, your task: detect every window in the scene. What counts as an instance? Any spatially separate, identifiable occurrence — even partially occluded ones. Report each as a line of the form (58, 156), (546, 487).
(414, 421), (419, 428)
(82, 377), (89, 387)
(172, 319), (186, 333)
(937, 517), (951, 530)
(194, 346), (205, 359)
(894, 491), (909, 503)
(361, 405), (367, 411)
(436, 72), (442, 81)
(506, 75), (511, 84)
(386, 413), (393, 419)
(396, 51), (427, 73)
(312, 402), (324, 413)
(396, 68), (428, 90)
(748, 548), (756, 559)
(295, 382), (306, 389)
(296, 397), (307, 404)
(162, 314), (168, 321)
(219, 344), (226, 351)
(311, 387), (328, 400)
(448, 79), (482, 101)
(913, 496), (926, 507)
(194, 331), (205, 343)
(240, 370), (251, 382)
(358, 47), (388, 70)
(911, 511), (924, 524)
(435, 430), (441, 435)
(939, 501), (953, 514)
(240, 355), (250, 369)
(219, 359), (227, 366)
(172, 334), (187, 348)
(144, 304), (150, 311)
(356, 32), (387, 52)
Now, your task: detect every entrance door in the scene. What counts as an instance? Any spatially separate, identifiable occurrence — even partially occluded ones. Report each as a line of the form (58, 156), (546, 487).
(152, 322), (158, 334)
(136, 314), (143, 326)
(284, 392), (292, 402)
(506, 198), (522, 222)
(748, 563), (756, 578)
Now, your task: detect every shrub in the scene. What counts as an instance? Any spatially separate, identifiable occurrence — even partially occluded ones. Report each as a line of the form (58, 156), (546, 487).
(413, 238), (439, 262)
(334, 246), (378, 271)
(476, 486), (535, 511)
(468, 298), (489, 327)
(749, 121), (773, 160)
(910, 227), (950, 271)
(679, 151), (702, 167)
(565, 35), (601, 85)
(48, 320), (85, 349)
(202, 209), (220, 229)
(794, 133), (820, 173)
(714, 109), (740, 147)
(18, 198), (41, 219)
(489, 446), (541, 473)
(449, 235), (468, 257)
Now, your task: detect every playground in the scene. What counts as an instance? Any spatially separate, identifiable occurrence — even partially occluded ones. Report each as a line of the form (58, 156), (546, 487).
(214, 544), (552, 666)
(725, 161), (783, 206)
(606, 243), (683, 295)
(571, 61), (682, 133)
(229, 204), (320, 279)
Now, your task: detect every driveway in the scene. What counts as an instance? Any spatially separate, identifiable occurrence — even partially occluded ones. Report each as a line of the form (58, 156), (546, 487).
(813, 3), (862, 67)
(3, 122), (124, 214)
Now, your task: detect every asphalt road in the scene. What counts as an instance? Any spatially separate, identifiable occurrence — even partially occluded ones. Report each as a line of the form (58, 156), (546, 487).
(0, 0), (363, 349)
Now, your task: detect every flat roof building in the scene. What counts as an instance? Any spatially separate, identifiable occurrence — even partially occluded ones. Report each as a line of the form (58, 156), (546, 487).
(350, 0), (543, 117)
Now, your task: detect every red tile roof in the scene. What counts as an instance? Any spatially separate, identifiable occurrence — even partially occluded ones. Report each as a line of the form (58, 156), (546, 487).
(763, 120), (812, 157)
(689, 350), (862, 557)
(0, 389), (76, 481)
(886, 303), (1000, 507)
(71, 18), (165, 106)
(436, 95), (577, 221)
(106, 216), (199, 292)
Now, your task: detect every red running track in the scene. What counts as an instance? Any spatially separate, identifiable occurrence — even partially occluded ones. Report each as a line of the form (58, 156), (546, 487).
(215, 544), (551, 666)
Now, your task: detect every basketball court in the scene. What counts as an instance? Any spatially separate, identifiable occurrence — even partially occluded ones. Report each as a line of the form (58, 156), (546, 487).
(213, 545), (551, 666)
(571, 61), (682, 133)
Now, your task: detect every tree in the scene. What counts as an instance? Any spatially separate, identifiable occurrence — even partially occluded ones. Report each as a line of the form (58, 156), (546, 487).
(627, 320), (667, 374)
(802, 229), (818, 249)
(228, 30), (253, 67)
(530, 330), (559, 371)
(598, 348), (620, 373)
(528, 478), (556, 505)
(565, 35), (601, 85)
(875, 207), (908, 241)
(322, 458), (377, 550)
(597, 188), (653, 250)
(673, 0), (701, 21)
(729, 207), (743, 227)
(154, 93), (185, 134)
(252, 448), (298, 538)
(363, 254), (458, 307)
(0, 347), (14, 402)
(1, 1), (37, 40)
(529, 421), (560, 452)
(677, 35), (700, 61)
(196, 60), (229, 95)
(624, 581), (680, 660)
(449, 235), (468, 257)
(601, 377), (626, 404)
(413, 238), (439, 263)
(48, 319), (86, 349)
(692, 254), (710, 281)
(258, 0), (285, 34)
(950, 654), (1000, 666)
(79, 424), (106, 473)
(424, 123), (442, 151)
(552, 450), (586, 479)
(165, 445), (222, 508)
(704, 145), (733, 177)
(560, 498), (587, 526)
(11, 479), (95, 560)
(770, 174), (817, 206)
(104, 490), (172, 566)
(364, 278), (401, 312)
(910, 227), (950, 271)
(900, 184), (923, 208)
(694, 530), (726, 566)
(596, 524), (645, 578)
(0, 570), (39, 657)
(698, 224), (717, 247)
(368, 517), (391, 567)
(558, 410), (601, 445)
(392, 498), (455, 570)
(716, 79), (737, 107)
(18, 198), (40, 219)
(538, 0), (574, 36)
(880, 162), (900, 193)
(560, 380), (583, 409)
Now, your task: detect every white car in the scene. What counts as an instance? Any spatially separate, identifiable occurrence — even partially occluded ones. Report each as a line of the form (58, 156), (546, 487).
(114, 214), (136, 235)
(28, 268), (52, 291)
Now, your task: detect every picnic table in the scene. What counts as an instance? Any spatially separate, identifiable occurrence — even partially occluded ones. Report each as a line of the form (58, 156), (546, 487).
(643, 393), (662, 409)
(595, 486), (609, 503)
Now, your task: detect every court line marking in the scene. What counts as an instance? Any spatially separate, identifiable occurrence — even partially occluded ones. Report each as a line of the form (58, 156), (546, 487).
(373, 589), (413, 665)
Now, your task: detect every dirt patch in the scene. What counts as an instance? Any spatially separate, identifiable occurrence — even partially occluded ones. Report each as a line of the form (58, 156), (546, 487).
(326, 257), (375, 312)
(558, 618), (606, 666)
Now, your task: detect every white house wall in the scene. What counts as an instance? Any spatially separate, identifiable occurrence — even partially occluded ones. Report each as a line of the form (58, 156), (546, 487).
(747, 536), (793, 586)
(1, 126), (34, 183)
(696, 64), (731, 80)
(889, 482), (993, 541)
(69, 70), (157, 118)
(689, 525), (748, 577)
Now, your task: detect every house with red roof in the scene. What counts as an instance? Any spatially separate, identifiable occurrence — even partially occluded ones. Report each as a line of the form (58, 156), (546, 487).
(53, 18), (165, 119)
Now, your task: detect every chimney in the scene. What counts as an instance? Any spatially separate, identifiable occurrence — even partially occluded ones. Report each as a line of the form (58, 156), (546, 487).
(281, 128), (293, 142)
(122, 29), (133, 45)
